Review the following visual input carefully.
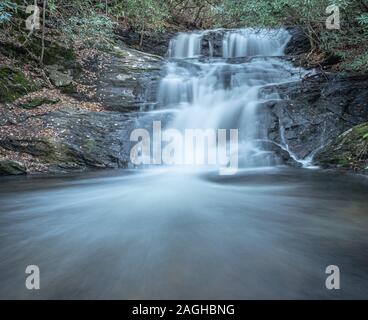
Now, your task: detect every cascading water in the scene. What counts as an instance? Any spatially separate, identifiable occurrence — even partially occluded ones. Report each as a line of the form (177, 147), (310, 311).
(157, 28), (305, 169)
(222, 29), (290, 58)
(168, 33), (203, 58)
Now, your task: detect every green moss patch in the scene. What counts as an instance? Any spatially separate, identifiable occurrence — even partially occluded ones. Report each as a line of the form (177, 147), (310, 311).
(317, 122), (368, 171)
(60, 83), (77, 94)
(0, 39), (76, 66)
(0, 160), (27, 176)
(83, 139), (97, 153)
(0, 67), (36, 103)
(353, 123), (368, 138)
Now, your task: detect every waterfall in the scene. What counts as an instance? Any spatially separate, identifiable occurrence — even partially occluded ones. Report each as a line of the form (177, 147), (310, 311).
(156, 28), (304, 169)
(222, 29), (291, 58)
(168, 33), (203, 58)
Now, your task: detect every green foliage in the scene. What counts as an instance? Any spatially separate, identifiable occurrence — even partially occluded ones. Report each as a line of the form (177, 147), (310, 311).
(0, 0), (16, 24)
(221, 0), (334, 27)
(354, 123), (368, 138)
(219, 0), (368, 72)
(110, 0), (169, 31)
(349, 52), (368, 72)
(357, 13), (368, 30)
(1, 0), (367, 72)
(63, 11), (117, 49)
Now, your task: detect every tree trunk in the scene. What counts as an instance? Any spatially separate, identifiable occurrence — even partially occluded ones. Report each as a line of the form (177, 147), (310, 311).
(40, 0), (47, 65)
(139, 26), (145, 48)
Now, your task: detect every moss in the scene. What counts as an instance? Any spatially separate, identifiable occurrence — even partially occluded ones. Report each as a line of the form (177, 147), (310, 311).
(60, 83), (77, 94)
(0, 40), (76, 66)
(23, 38), (75, 65)
(18, 97), (60, 109)
(317, 122), (368, 171)
(83, 139), (97, 152)
(43, 43), (76, 66)
(0, 67), (36, 103)
(336, 157), (351, 166)
(0, 160), (27, 176)
(353, 123), (368, 138)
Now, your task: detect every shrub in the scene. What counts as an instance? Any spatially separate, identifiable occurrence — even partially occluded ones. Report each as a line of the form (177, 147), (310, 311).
(0, 0), (16, 24)
(62, 11), (117, 49)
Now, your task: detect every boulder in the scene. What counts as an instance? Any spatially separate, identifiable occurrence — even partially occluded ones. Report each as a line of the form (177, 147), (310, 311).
(46, 65), (73, 87)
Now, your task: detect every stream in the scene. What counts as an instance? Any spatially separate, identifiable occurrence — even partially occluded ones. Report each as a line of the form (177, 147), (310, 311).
(0, 28), (368, 299)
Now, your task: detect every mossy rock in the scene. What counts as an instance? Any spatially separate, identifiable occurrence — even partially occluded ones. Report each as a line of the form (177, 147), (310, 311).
(0, 67), (36, 103)
(0, 160), (27, 176)
(60, 83), (77, 94)
(316, 122), (368, 171)
(0, 137), (55, 157)
(353, 123), (368, 138)
(83, 139), (97, 153)
(0, 39), (76, 66)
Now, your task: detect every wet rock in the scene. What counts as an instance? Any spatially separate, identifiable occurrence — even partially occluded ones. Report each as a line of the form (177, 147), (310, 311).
(95, 45), (163, 112)
(0, 106), (139, 174)
(257, 140), (301, 167)
(284, 27), (311, 56)
(261, 74), (368, 161)
(0, 41), (165, 175)
(201, 30), (226, 57)
(41, 107), (138, 172)
(0, 138), (55, 157)
(116, 29), (176, 57)
(0, 160), (26, 175)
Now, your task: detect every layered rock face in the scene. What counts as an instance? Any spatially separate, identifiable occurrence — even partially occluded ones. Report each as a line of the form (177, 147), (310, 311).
(260, 74), (368, 164)
(96, 45), (163, 111)
(0, 45), (162, 175)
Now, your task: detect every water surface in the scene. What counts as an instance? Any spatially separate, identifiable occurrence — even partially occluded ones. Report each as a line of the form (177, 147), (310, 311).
(0, 168), (367, 299)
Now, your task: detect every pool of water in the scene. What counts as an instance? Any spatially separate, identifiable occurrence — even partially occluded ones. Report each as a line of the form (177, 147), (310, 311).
(0, 168), (367, 299)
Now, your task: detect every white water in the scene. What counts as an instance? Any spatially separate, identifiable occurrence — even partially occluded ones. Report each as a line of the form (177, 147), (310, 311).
(223, 28), (290, 58)
(158, 28), (305, 168)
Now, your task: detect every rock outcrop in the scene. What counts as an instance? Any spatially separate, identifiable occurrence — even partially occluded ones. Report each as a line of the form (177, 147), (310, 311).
(116, 29), (176, 57)
(95, 44), (162, 111)
(0, 160), (26, 176)
(315, 122), (368, 172)
(0, 44), (162, 175)
(261, 74), (368, 166)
